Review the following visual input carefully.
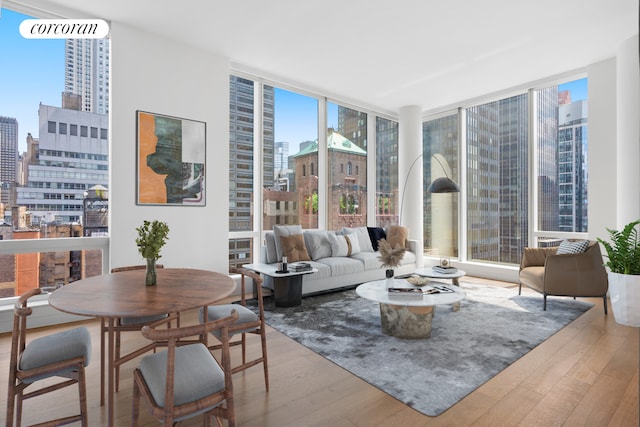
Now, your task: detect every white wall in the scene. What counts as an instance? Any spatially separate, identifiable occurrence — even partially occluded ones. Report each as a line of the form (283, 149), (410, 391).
(587, 58), (618, 241)
(109, 22), (230, 272)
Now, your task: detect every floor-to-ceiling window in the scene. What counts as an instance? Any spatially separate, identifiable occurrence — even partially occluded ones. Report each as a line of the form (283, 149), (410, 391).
(265, 87), (319, 230)
(535, 77), (589, 245)
(375, 117), (398, 227)
(0, 7), (110, 300)
(423, 114), (459, 259)
(327, 102), (368, 230)
(466, 94), (529, 265)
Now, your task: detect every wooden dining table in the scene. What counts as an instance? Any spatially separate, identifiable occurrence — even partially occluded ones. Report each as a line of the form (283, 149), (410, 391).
(48, 267), (236, 427)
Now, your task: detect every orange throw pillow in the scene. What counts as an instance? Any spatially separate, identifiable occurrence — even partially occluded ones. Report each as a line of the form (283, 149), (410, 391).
(280, 234), (311, 262)
(386, 225), (408, 249)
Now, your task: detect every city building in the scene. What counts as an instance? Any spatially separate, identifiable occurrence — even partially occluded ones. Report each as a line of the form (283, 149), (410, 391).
(64, 39), (110, 114)
(0, 116), (18, 207)
(16, 97), (108, 225)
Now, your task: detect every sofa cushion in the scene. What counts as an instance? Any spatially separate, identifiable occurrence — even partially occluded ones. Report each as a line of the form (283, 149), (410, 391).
(343, 227), (374, 252)
(303, 230), (333, 260)
(367, 227), (386, 251)
(318, 256), (365, 276)
(350, 251), (381, 270)
(556, 239), (589, 254)
(273, 225), (303, 261)
(386, 225), (408, 248)
(280, 234), (311, 262)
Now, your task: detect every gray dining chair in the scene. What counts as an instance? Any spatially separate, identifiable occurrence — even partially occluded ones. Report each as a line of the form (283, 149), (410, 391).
(200, 267), (269, 390)
(132, 310), (238, 426)
(100, 265), (178, 402)
(7, 288), (91, 427)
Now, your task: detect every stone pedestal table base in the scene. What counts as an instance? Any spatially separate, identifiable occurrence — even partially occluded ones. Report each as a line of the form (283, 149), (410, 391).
(379, 303), (434, 339)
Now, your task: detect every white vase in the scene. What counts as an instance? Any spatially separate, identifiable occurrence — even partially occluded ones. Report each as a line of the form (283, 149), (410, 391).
(608, 272), (640, 327)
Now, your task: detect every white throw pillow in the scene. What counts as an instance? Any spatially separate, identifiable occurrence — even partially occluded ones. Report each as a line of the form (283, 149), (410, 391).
(342, 227), (374, 252)
(345, 232), (361, 256)
(327, 232), (349, 257)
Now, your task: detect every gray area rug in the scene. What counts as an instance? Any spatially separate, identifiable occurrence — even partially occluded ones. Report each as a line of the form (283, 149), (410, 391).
(259, 282), (593, 416)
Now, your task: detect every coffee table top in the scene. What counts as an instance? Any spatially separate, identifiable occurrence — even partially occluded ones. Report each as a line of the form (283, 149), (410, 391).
(356, 279), (466, 307)
(242, 262), (318, 278)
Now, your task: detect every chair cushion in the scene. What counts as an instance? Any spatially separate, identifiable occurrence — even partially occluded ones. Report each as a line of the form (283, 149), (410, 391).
(119, 313), (169, 326)
(20, 326), (91, 380)
(201, 304), (258, 338)
(556, 239), (589, 254)
(140, 343), (224, 407)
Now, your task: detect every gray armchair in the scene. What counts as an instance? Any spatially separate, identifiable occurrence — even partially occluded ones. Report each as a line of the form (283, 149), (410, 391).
(519, 241), (608, 313)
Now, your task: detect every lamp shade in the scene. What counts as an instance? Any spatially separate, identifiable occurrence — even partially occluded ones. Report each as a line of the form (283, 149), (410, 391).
(428, 177), (460, 193)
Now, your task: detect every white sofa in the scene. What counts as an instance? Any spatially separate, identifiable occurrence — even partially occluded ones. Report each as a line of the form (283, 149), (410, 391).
(260, 225), (418, 296)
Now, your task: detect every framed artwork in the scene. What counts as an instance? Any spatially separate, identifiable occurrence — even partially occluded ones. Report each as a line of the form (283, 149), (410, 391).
(136, 111), (206, 206)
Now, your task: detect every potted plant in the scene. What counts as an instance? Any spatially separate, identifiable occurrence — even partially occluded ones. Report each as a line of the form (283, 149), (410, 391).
(377, 238), (406, 283)
(135, 220), (170, 286)
(597, 219), (640, 326)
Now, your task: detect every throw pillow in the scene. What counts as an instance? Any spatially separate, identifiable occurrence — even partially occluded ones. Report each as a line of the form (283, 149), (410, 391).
(327, 232), (349, 257)
(279, 234), (311, 262)
(386, 225), (408, 249)
(345, 232), (361, 256)
(273, 224), (303, 261)
(342, 227), (374, 252)
(303, 230), (332, 260)
(556, 239), (589, 254)
(367, 227), (386, 251)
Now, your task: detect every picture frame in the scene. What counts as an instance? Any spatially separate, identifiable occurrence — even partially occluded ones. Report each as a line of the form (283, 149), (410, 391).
(136, 110), (206, 206)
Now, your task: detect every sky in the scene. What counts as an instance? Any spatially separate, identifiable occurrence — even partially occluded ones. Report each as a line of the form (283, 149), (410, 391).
(0, 9), (64, 152)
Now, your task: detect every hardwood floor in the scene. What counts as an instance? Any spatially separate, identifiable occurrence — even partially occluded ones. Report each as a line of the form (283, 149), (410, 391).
(2, 277), (638, 426)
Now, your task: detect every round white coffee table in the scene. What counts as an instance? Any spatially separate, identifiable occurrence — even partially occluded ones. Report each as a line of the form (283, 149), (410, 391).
(356, 279), (466, 339)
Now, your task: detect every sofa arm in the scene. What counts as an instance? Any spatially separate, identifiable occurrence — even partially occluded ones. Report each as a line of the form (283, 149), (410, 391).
(520, 247), (556, 270)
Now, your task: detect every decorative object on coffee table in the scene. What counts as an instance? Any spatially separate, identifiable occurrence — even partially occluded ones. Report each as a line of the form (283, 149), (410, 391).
(135, 220), (170, 286)
(377, 238), (406, 278)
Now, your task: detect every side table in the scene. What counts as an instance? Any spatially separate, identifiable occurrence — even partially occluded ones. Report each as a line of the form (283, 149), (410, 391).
(242, 263), (317, 307)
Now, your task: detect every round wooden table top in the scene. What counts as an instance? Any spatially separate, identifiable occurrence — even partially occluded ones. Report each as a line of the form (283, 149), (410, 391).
(48, 268), (236, 318)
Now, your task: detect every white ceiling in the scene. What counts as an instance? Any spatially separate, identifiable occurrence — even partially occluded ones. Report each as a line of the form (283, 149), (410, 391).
(25, 0), (639, 115)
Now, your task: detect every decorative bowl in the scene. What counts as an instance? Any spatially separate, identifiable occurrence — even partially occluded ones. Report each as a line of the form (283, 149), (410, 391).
(406, 275), (430, 287)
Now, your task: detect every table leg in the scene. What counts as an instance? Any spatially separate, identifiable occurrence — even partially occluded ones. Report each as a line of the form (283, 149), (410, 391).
(452, 278), (461, 311)
(273, 275), (303, 307)
(108, 318), (115, 427)
(379, 303), (434, 339)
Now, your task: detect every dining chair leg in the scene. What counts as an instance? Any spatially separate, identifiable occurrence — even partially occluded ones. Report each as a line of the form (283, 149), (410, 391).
(115, 331), (122, 392)
(131, 379), (140, 427)
(79, 362), (89, 426)
(261, 330), (270, 391)
(100, 318), (106, 407)
(241, 333), (247, 364)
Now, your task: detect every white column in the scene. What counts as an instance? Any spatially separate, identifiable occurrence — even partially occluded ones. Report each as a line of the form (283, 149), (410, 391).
(616, 35), (640, 227)
(398, 105), (423, 266)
